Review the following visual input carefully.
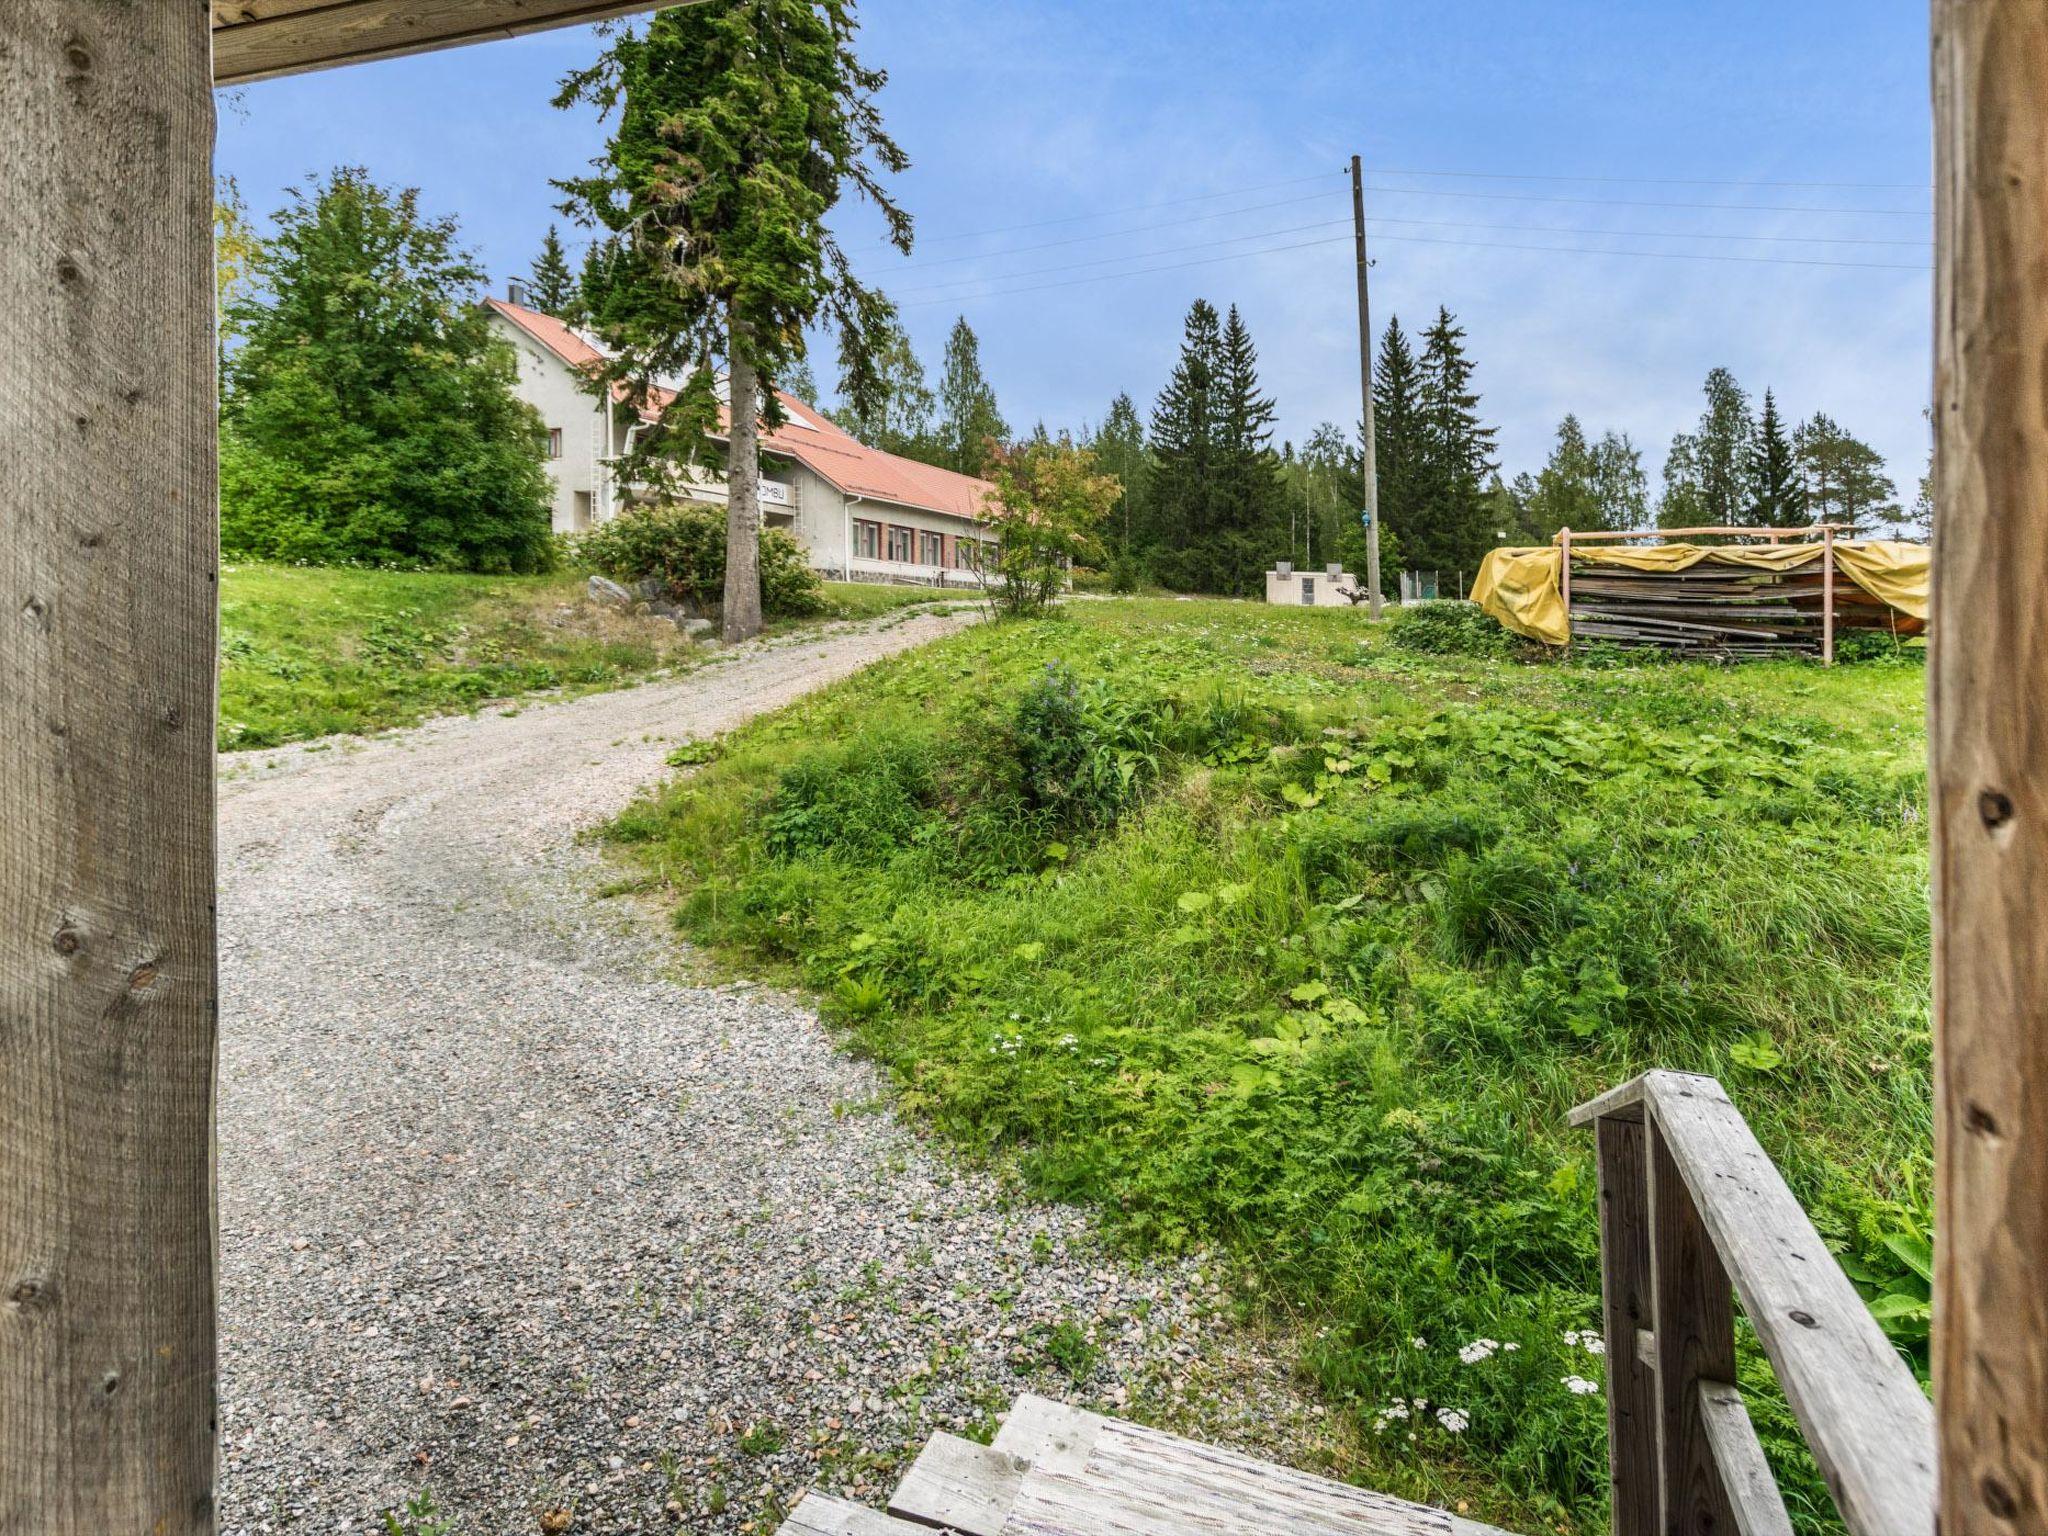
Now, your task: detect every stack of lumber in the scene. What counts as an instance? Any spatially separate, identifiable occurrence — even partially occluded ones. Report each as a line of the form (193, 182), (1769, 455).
(1567, 559), (1895, 657)
(780, 1394), (1517, 1536)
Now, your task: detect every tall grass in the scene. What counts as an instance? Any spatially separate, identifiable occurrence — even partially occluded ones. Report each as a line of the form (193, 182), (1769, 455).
(608, 600), (1930, 1531)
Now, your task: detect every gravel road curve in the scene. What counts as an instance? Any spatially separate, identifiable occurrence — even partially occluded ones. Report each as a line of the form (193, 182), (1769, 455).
(216, 615), (1327, 1536)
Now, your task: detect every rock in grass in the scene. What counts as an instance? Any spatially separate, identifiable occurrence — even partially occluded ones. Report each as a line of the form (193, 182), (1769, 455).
(588, 575), (633, 608)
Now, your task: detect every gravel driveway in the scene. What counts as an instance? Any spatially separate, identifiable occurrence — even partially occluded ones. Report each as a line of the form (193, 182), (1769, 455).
(216, 615), (1326, 1535)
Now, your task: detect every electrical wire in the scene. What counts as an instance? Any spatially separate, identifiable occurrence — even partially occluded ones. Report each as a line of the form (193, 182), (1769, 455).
(1362, 183), (1930, 216)
(910, 170), (1342, 245)
(1369, 165), (1928, 192)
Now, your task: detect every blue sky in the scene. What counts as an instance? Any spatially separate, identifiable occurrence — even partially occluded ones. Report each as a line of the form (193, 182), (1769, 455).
(217, 0), (1934, 497)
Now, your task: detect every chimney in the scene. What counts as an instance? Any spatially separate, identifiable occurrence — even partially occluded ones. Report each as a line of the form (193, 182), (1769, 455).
(506, 278), (531, 309)
(1276, 561), (1293, 577)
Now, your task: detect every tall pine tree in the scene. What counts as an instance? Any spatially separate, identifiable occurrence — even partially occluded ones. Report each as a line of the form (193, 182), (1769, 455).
(1410, 307), (1498, 577)
(1370, 315), (1426, 571)
(830, 314), (934, 457)
(1748, 388), (1799, 526)
(935, 316), (1008, 477)
(1147, 299), (1223, 590)
(556, 1), (910, 642)
(527, 225), (576, 316)
(1794, 412), (1900, 530)
(1208, 304), (1287, 593)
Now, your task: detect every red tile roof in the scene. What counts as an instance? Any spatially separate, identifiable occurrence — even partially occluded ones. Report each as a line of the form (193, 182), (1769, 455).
(488, 298), (996, 524)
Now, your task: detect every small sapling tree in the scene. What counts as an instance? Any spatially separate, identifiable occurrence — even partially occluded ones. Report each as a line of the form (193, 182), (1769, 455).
(557, 1), (910, 643)
(979, 436), (1120, 618)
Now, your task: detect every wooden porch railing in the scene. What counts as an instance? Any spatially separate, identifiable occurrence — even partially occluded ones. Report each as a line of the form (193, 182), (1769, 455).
(1570, 1072), (1934, 1536)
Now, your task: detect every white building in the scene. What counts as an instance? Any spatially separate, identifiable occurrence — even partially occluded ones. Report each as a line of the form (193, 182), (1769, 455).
(486, 296), (996, 588)
(1265, 561), (1366, 607)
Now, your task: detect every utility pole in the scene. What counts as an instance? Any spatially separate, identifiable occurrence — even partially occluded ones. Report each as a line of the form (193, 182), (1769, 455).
(1351, 154), (1382, 618)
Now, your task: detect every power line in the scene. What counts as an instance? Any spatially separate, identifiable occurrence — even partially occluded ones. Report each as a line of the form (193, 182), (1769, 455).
(1369, 230), (1929, 271)
(1372, 214), (1929, 249)
(1371, 164), (1929, 192)
(854, 189), (1345, 277)
(887, 210), (1931, 303)
(1362, 182), (1931, 216)
(886, 217), (1353, 299)
(909, 170), (1342, 246)
(894, 223), (1931, 311)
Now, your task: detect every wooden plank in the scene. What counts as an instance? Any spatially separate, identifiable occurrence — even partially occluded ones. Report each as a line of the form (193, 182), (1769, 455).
(0, 3), (220, 1532)
(888, 1434), (1028, 1536)
(1930, 4), (2048, 1534)
(1570, 1072), (1668, 1128)
(1594, 1118), (1659, 1536)
(993, 1394), (1102, 1477)
(1642, 1075), (1934, 1536)
(999, 1417), (1449, 1536)
(1697, 1383), (1797, 1536)
(781, 1492), (941, 1536)
(1647, 1115), (1740, 1536)
(211, 0), (695, 85)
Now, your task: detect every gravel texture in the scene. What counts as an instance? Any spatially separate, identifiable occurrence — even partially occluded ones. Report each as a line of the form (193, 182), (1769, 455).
(216, 615), (1330, 1536)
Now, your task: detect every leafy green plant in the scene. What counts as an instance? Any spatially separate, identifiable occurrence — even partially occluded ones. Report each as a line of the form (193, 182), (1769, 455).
(1388, 600), (1525, 659)
(576, 502), (824, 618)
(381, 1492), (452, 1536)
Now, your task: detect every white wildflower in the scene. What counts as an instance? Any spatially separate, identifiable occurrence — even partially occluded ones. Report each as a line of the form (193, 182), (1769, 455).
(1458, 1338), (1500, 1365)
(1436, 1407), (1470, 1434)
(1411, 1336), (1428, 1350)
(1502, 1341), (1520, 1352)
(1562, 1375), (1601, 1396)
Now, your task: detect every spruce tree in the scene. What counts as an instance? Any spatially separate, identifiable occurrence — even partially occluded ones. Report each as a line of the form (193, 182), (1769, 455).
(1525, 414), (1600, 539)
(1371, 315), (1426, 571)
(1147, 299), (1224, 589)
(1207, 304), (1287, 593)
(527, 224), (576, 316)
(780, 353), (820, 407)
(1749, 388), (1799, 526)
(1412, 307), (1498, 577)
(935, 316), (1008, 477)
(556, 1), (910, 642)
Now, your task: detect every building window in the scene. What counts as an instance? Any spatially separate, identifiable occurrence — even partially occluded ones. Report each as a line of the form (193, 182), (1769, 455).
(1301, 576), (1317, 605)
(953, 538), (978, 570)
(887, 525), (915, 563)
(547, 427), (564, 460)
(919, 530), (945, 565)
(854, 519), (880, 559)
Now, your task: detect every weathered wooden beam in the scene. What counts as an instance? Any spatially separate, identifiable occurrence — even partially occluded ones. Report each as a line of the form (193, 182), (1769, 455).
(1, 3), (220, 1532)
(1593, 1118), (1658, 1536)
(1697, 1382), (1797, 1536)
(1930, 3), (2048, 1532)
(211, 0), (697, 86)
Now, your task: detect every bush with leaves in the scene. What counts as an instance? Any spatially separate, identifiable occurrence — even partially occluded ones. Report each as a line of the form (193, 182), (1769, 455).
(576, 503), (824, 619)
(1388, 600), (1526, 660)
(222, 167), (554, 574)
(980, 436), (1120, 617)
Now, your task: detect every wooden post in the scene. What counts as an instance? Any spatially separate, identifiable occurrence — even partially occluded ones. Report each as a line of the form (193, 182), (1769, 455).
(1, 5), (220, 1531)
(1559, 529), (1573, 646)
(1931, 3), (2048, 1532)
(1351, 155), (1382, 620)
(1822, 525), (1836, 666)
(1594, 1116), (1659, 1536)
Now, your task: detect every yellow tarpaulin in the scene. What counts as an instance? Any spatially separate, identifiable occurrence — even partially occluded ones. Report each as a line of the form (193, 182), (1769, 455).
(1468, 540), (1929, 646)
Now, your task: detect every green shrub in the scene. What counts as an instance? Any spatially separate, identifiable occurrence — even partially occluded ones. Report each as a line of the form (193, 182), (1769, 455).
(1388, 600), (1524, 659)
(576, 502), (825, 618)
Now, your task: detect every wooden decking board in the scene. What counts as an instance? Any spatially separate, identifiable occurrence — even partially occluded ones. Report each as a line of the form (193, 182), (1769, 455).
(992, 1395), (1101, 1476)
(1000, 1418), (1450, 1535)
(887, 1434), (1029, 1535)
(782, 1493), (947, 1536)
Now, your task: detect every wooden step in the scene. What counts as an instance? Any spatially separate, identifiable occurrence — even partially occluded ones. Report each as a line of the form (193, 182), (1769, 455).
(886, 1395), (1523, 1536)
(781, 1491), (945, 1536)
(886, 1433), (1029, 1534)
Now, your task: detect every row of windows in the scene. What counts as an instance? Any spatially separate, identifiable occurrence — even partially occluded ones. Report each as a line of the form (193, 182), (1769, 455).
(854, 518), (992, 570)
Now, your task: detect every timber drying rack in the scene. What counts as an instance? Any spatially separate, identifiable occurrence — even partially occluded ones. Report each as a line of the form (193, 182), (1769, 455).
(2, 4), (2039, 1535)
(1555, 524), (1912, 663)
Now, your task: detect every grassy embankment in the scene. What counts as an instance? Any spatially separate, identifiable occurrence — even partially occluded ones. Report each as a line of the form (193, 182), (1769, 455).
(605, 598), (1930, 1533)
(218, 564), (948, 750)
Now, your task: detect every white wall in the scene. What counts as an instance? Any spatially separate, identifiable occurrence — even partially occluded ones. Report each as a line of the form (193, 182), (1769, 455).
(1265, 564), (1363, 608)
(490, 312), (616, 535)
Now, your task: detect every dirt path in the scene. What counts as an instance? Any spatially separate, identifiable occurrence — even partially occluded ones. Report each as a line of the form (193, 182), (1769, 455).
(215, 615), (1325, 1535)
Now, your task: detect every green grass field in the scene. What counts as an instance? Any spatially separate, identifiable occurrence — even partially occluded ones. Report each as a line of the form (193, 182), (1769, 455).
(218, 567), (954, 751)
(605, 598), (1931, 1532)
